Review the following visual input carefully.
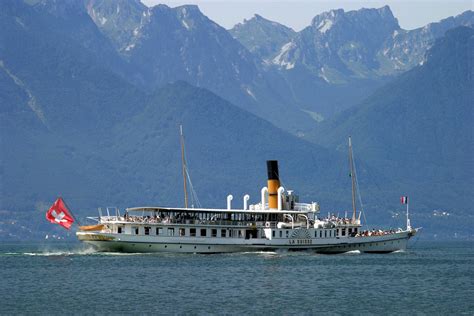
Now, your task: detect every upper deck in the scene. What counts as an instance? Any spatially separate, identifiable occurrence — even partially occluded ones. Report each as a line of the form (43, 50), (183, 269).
(125, 204), (318, 215)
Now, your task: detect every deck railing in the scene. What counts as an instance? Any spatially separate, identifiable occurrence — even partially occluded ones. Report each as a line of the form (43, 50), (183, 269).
(100, 216), (267, 227)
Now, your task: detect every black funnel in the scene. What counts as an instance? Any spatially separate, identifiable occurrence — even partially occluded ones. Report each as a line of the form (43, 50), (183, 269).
(266, 160), (279, 180)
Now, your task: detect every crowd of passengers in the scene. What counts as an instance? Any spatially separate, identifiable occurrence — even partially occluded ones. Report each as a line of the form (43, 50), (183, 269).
(120, 213), (264, 224)
(355, 229), (400, 237)
(326, 215), (354, 225)
(122, 213), (199, 224)
(118, 213), (363, 226)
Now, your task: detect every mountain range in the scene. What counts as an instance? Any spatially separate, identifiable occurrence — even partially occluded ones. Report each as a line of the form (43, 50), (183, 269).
(231, 7), (473, 118)
(0, 0), (472, 240)
(13, 0), (473, 127)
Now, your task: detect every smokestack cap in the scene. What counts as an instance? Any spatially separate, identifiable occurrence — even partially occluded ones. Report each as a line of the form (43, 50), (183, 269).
(266, 160), (279, 180)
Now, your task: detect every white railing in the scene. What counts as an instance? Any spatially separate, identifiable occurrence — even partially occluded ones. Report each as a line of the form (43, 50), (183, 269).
(293, 203), (312, 212)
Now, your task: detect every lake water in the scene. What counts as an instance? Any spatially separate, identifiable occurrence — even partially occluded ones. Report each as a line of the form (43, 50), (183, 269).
(0, 241), (472, 314)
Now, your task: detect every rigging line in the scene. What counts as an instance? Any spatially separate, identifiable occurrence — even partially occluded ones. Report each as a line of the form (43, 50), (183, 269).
(185, 167), (201, 208)
(182, 144), (203, 209)
(278, 177), (289, 191)
(182, 150), (201, 208)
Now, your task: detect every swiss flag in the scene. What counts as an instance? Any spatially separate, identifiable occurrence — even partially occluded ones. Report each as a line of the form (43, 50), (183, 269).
(46, 197), (75, 230)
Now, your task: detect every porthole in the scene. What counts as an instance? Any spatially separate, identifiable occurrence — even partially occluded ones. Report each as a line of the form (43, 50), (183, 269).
(165, 245), (167, 248)
(149, 245), (152, 248)
(180, 246), (182, 249)
(194, 246), (197, 249)
(208, 246), (211, 250)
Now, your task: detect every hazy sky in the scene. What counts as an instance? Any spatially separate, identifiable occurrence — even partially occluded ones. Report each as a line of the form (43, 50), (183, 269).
(141, 0), (473, 31)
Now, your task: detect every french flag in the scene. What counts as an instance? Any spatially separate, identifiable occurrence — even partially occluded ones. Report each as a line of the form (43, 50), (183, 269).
(400, 196), (409, 204)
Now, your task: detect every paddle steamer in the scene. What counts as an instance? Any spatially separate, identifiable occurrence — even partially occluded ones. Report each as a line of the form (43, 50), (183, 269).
(77, 137), (418, 253)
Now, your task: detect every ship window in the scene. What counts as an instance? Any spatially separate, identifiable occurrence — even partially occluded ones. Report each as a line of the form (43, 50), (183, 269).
(280, 231), (283, 238)
(272, 231), (275, 237)
(286, 231), (289, 237)
(168, 228), (175, 236)
(319, 230), (322, 238)
(239, 230), (243, 238)
(156, 227), (162, 235)
(144, 227), (150, 235)
(179, 228), (185, 237)
(118, 227), (122, 234)
(200, 229), (207, 237)
(211, 229), (217, 237)
(342, 229), (346, 236)
(324, 230), (327, 238)
(315, 231), (317, 238)
(133, 227), (139, 235)
(190, 228), (196, 237)
(221, 229), (226, 237)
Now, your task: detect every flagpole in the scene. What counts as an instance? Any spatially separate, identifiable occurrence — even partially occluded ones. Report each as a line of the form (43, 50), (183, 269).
(406, 197), (411, 231)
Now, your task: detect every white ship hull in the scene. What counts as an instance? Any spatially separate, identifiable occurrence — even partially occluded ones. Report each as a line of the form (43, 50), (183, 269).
(77, 229), (416, 254)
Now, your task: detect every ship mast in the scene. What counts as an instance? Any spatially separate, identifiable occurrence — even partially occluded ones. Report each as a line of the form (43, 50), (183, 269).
(348, 136), (357, 223)
(180, 125), (188, 209)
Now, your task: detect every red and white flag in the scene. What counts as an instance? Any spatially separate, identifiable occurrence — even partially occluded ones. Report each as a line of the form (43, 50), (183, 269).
(45, 197), (75, 230)
(400, 196), (409, 204)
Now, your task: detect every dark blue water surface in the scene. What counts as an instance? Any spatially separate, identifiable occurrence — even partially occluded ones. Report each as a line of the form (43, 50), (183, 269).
(0, 241), (472, 315)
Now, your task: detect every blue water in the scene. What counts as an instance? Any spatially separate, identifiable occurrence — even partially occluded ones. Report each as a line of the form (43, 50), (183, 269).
(0, 241), (472, 314)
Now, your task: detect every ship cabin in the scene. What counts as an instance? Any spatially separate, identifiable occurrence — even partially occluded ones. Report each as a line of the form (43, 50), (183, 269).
(92, 202), (360, 242)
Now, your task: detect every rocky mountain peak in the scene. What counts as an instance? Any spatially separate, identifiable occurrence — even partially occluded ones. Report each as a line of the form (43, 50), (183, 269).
(175, 4), (201, 14)
(83, 0), (149, 52)
(377, 5), (395, 18)
(234, 13), (293, 31)
(310, 8), (344, 29)
(174, 5), (212, 30)
(229, 14), (295, 61)
(147, 3), (213, 32)
(250, 13), (276, 24)
(310, 6), (399, 35)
